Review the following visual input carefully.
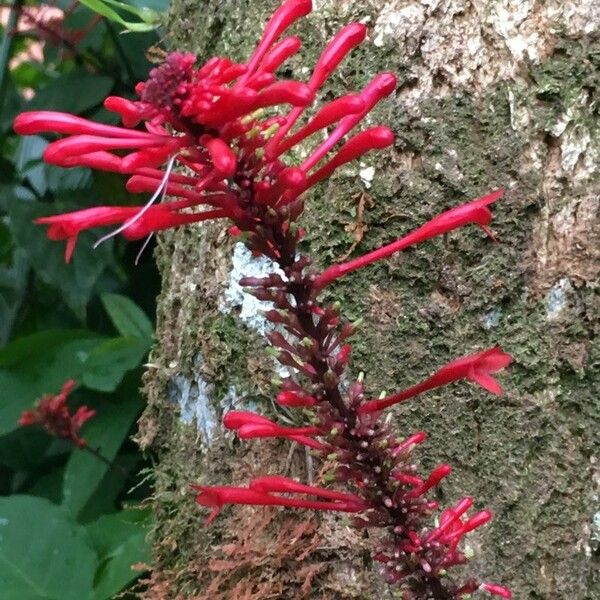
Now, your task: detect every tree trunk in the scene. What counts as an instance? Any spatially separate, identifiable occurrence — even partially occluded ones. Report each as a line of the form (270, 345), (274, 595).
(139, 1), (600, 598)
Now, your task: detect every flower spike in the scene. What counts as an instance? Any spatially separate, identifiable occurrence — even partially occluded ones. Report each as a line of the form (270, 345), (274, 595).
(14, 2), (512, 596)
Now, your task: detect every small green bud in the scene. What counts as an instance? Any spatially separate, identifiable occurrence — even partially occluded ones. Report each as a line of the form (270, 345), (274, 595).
(263, 122), (280, 138)
(246, 125), (261, 139)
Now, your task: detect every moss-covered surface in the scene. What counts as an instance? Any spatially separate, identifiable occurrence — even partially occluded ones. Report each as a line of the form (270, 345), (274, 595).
(140, 2), (600, 598)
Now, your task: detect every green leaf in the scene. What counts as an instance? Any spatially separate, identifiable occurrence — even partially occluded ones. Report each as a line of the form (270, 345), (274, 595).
(101, 293), (153, 341)
(0, 330), (104, 436)
(0, 495), (97, 600)
(26, 73), (114, 115)
(0, 329), (98, 367)
(7, 199), (116, 318)
(82, 336), (148, 392)
(62, 386), (142, 517)
(77, 0), (160, 31)
(0, 248), (28, 346)
(87, 508), (151, 600)
(13, 135), (48, 196)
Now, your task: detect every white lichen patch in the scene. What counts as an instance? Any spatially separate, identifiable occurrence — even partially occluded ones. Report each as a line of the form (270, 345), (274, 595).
(369, 0), (600, 114)
(373, 3), (426, 50)
(168, 369), (218, 443)
(561, 126), (591, 174)
(220, 242), (285, 336)
(483, 307), (502, 329)
(545, 277), (572, 320)
(359, 165), (375, 188)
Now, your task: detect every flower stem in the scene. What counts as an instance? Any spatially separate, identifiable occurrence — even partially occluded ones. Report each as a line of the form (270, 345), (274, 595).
(82, 443), (128, 476)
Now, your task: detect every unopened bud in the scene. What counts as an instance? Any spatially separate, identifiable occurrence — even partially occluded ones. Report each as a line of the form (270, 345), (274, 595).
(263, 122), (280, 138)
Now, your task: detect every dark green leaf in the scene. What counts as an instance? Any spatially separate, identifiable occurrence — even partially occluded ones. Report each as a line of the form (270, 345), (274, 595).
(0, 330), (104, 436)
(87, 508), (151, 600)
(62, 386), (142, 517)
(26, 73), (114, 115)
(0, 495), (97, 600)
(45, 166), (93, 193)
(82, 336), (148, 392)
(0, 248), (28, 347)
(101, 293), (153, 341)
(13, 135), (47, 196)
(7, 198), (116, 318)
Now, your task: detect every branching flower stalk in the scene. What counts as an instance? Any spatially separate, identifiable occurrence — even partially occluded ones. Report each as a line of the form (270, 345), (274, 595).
(13, 1), (512, 597)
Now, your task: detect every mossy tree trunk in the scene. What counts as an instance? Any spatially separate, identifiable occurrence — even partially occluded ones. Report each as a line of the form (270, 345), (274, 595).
(139, 1), (600, 598)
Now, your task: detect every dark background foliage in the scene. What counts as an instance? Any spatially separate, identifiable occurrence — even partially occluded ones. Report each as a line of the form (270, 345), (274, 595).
(0, 1), (167, 597)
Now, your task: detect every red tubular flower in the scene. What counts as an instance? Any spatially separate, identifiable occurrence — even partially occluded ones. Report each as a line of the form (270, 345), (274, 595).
(18, 380), (94, 447)
(359, 347), (512, 414)
(299, 125), (394, 193)
(314, 189), (504, 290)
(194, 474), (367, 524)
(266, 21), (368, 151)
(240, 0), (312, 78)
(35, 207), (140, 262)
(35, 204), (229, 261)
(119, 207), (230, 240)
(391, 431), (428, 457)
(13, 111), (156, 138)
(270, 94), (366, 157)
(259, 36), (302, 73)
(298, 72), (397, 174)
(249, 475), (366, 507)
(404, 464), (452, 499)
(426, 497), (474, 542)
(223, 410), (324, 449)
(43, 134), (183, 167)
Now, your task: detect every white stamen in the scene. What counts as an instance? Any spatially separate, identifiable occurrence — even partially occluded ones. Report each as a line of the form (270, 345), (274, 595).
(135, 233), (154, 265)
(93, 154), (177, 248)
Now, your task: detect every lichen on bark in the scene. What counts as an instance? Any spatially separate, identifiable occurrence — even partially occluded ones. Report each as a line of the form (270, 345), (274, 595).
(139, 1), (600, 598)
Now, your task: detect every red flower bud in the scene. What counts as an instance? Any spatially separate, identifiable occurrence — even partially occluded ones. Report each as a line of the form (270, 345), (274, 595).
(259, 36), (302, 73)
(479, 583), (512, 599)
(243, 0), (312, 77)
(276, 390), (317, 407)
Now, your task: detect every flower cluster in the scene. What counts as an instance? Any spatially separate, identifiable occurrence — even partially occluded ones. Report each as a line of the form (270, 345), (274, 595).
(14, 0), (394, 263)
(18, 380), (95, 447)
(13, 1), (512, 597)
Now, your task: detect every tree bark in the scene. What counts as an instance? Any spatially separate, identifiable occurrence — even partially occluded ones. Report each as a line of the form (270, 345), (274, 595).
(139, 1), (600, 598)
